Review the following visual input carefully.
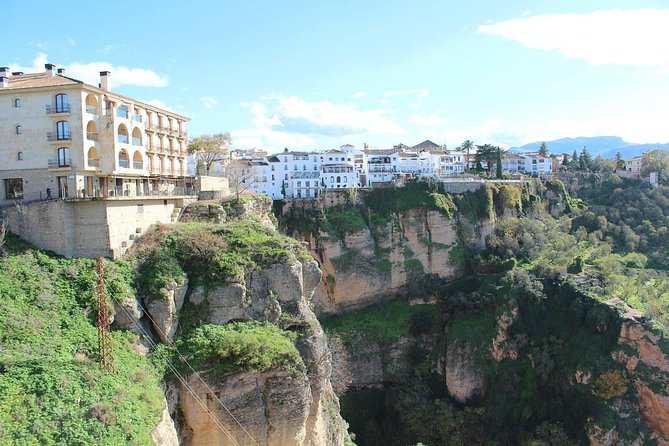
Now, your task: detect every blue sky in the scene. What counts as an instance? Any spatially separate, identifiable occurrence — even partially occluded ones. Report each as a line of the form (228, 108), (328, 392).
(5, 0), (669, 151)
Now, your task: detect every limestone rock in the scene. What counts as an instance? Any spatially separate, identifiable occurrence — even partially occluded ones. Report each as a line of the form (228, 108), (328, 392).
(112, 295), (144, 333)
(445, 340), (486, 404)
(150, 398), (180, 446)
(144, 278), (188, 343)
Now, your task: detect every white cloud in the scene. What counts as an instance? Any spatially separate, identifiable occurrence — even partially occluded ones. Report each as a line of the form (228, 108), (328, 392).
(200, 96), (218, 109)
(234, 94), (404, 150)
(478, 9), (669, 70)
(9, 53), (168, 88)
(384, 89), (429, 98)
(352, 91), (369, 99)
(67, 38), (77, 47)
(409, 114), (444, 126)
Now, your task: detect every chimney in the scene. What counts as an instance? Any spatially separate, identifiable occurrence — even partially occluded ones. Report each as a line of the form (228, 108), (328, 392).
(100, 71), (110, 91)
(57, 68), (66, 76)
(0, 77), (7, 88)
(0, 67), (9, 77)
(45, 63), (56, 76)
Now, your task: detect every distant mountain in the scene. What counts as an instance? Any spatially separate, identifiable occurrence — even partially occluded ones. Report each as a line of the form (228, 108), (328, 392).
(513, 136), (669, 159)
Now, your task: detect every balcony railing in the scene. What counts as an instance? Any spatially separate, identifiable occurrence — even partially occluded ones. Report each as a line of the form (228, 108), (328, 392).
(118, 159), (130, 168)
(133, 162), (143, 169)
(85, 105), (98, 115)
(88, 159), (100, 168)
(47, 132), (71, 141)
(148, 144), (162, 152)
(87, 132), (99, 141)
(116, 109), (129, 119)
(107, 187), (198, 198)
(46, 104), (71, 114)
(131, 114), (143, 123)
(132, 137), (142, 146)
(117, 134), (129, 144)
(48, 159), (70, 168)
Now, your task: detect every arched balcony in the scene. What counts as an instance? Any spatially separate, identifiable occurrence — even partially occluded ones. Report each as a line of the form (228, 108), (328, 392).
(117, 124), (129, 144)
(133, 151), (143, 170)
(132, 127), (142, 146)
(87, 147), (99, 168)
(85, 94), (98, 114)
(118, 149), (129, 168)
(86, 121), (98, 141)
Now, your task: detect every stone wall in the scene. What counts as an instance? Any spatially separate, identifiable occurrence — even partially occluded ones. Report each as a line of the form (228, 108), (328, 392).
(5, 197), (188, 258)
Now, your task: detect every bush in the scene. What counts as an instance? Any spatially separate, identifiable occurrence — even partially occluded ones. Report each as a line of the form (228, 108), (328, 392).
(592, 370), (627, 400)
(176, 322), (305, 378)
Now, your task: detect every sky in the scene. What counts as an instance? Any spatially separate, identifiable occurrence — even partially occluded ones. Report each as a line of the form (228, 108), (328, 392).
(5, 0), (669, 152)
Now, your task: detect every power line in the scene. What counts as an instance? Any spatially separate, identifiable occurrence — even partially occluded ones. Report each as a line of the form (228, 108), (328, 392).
(107, 278), (243, 446)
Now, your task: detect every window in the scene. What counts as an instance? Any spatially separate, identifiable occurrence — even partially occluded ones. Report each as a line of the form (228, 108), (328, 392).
(55, 93), (68, 113)
(4, 178), (23, 199)
(297, 181), (302, 187)
(118, 150), (130, 168)
(137, 204), (144, 214)
(17, 152), (23, 161)
(337, 176), (341, 183)
(284, 165), (287, 170)
(15, 125), (22, 135)
(303, 164), (306, 170)
(56, 121), (69, 140)
(14, 99), (21, 108)
(57, 147), (70, 167)
(306, 181), (310, 187)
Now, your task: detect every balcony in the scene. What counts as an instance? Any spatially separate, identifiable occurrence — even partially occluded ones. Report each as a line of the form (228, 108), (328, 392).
(132, 137), (142, 146)
(116, 109), (129, 119)
(133, 162), (144, 170)
(47, 132), (71, 142)
(117, 134), (129, 144)
(87, 159), (100, 168)
(118, 159), (130, 168)
(46, 104), (71, 114)
(87, 132), (99, 141)
(48, 159), (70, 168)
(131, 114), (143, 123)
(85, 105), (98, 115)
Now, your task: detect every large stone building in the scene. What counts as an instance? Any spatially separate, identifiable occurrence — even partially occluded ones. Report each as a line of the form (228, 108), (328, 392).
(0, 63), (198, 258)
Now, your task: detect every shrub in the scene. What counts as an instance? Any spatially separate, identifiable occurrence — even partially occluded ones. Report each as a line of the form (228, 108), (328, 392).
(592, 370), (627, 400)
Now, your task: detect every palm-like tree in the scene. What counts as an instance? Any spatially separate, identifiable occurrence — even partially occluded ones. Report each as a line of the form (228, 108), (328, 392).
(459, 140), (474, 171)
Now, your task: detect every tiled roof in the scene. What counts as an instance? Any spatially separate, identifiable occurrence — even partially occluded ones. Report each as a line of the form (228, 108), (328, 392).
(0, 72), (81, 90)
(364, 148), (399, 155)
(412, 140), (441, 150)
(504, 153), (525, 160)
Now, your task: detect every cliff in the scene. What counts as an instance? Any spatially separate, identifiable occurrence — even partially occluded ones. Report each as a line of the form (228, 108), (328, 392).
(119, 195), (350, 445)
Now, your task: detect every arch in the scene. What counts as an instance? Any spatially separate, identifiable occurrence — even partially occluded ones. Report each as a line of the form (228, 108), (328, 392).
(118, 149), (129, 168)
(86, 121), (98, 141)
(85, 93), (98, 114)
(55, 93), (68, 113)
(17, 151), (23, 161)
(336, 176), (341, 183)
(56, 121), (69, 139)
(132, 151), (143, 169)
(117, 123), (129, 144)
(57, 147), (70, 167)
(132, 127), (142, 146)
(87, 147), (99, 167)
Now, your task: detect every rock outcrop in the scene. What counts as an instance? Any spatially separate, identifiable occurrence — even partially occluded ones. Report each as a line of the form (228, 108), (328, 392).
(444, 340), (486, 404)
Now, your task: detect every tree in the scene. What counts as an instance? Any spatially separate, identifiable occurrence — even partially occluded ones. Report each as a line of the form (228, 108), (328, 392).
(187, 133), (231, 174)
(475, 144), (500, 174)
(225, 159), (257, 200)
(615, 152), (625, 170)
(459, 140), (475, 171)
(538, 142), (549, 157)
(641, 149), (669, 183)
(561, 154), (570, 166)
(579, 147), (592, 171)
(496, 150), (503, 179)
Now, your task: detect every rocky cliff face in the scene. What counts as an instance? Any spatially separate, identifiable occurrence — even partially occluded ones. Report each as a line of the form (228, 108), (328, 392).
(117, 197), (348, 446)
(308, 208), (492, 315)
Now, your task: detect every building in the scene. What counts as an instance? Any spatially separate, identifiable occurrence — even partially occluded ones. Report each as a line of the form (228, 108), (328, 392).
(626, 155), (643, 173)
(521, 152), (552, 176)
(0, 63), (198, 258)
(502, 153), (526, 174)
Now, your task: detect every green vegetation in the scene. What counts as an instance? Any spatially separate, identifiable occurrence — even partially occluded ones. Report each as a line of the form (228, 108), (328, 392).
(321, 298), (436, 347)
(175, 322), (304, 378)
(321, 205), (367, 239)
(0, 236), (164, 445)
(363, 181), (457, 218)
(132, 220), (311, 289)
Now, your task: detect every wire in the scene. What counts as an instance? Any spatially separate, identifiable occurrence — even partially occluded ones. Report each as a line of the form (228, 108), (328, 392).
(108, 289), (243, 446)
(138, 301), (262, 446)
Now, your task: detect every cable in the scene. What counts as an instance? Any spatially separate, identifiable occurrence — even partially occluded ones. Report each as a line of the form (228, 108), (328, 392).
(139, 302), (262, 446)
(108, 290), (243, 446)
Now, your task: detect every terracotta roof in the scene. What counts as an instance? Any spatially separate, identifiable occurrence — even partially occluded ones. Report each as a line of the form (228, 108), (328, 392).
(0, 72), (81, 90)
(412, 140), (441, 150)
(504, 153), (524, 160)
(364, 149), (399, 155)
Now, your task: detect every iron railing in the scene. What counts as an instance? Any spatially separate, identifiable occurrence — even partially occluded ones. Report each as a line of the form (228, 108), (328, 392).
(47, 132), (71, 141)
(46, 104), (71, 113)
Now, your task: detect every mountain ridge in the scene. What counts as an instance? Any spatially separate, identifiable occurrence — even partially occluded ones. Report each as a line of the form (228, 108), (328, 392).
(513, 136), (669, 159)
